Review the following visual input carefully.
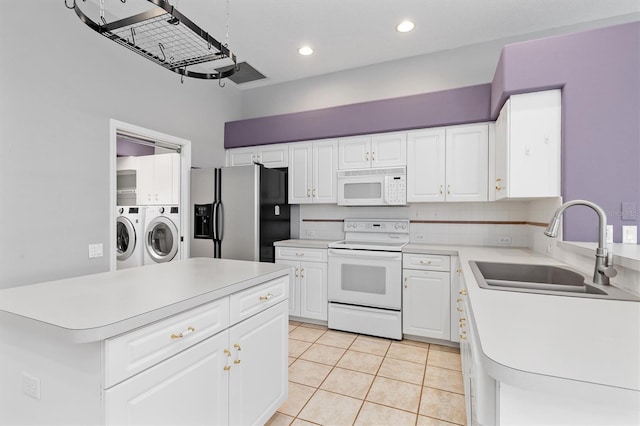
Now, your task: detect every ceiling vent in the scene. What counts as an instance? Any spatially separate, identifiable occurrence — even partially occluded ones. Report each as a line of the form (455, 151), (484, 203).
(217, 62), (266, 85)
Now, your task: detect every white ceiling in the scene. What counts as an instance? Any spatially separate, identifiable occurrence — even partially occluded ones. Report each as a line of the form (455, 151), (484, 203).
(88, 0), (640, 88)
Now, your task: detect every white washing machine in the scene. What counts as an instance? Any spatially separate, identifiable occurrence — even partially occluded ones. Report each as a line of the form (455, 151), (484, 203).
(144, 206), (181, 265)
(116, 206), (146, 269)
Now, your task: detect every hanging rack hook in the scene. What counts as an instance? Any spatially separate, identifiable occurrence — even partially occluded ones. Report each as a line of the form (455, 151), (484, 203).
(218, 77), (225, 88)
(158, 42), (166, 62)
(64, 0), (75, 9)
(130, 28), (136, 46)
(181, 67), (186, 84)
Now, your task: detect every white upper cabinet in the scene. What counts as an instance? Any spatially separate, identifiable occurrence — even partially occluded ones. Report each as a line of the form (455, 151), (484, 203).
(338, 132), (406, 169)
(407, 128), (446, 202)
(289, 140), (338, 204)
(136, 153), (180, 205)
(227, 144), (289, 168)
(494, 89), (561, 200)
(407, 124), (489, 202)
(445, 124), (489, 202)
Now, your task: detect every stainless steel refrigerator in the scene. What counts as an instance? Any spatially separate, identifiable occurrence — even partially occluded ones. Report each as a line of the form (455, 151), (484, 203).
(190, 164), (290, 262)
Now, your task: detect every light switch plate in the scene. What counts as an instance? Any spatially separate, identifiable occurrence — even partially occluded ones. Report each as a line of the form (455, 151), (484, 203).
(622, 202), (637, 220)
(88, 243), (104, 258)
(622, 226), (637, 244)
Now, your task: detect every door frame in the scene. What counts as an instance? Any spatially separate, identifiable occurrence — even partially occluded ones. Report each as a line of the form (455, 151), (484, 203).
(109, 119), (192, 271)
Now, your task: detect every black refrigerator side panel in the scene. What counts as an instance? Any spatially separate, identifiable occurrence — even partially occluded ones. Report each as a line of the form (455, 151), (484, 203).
(259, 167), (290, 263)
(190, 168), (216, 258)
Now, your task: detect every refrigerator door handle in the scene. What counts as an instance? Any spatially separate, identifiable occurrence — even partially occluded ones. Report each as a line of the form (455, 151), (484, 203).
(212, 202), (219, 241)
(218, 202), (224, 241)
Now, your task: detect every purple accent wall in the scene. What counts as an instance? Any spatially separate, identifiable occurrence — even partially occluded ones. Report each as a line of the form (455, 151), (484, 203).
(493, 22), (640, 242)
(117, 138), (154, 157)
(224, 84), (492, 148)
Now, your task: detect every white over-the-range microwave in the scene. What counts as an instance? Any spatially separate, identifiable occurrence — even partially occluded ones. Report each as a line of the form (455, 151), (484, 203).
(337, 166), (406, 206)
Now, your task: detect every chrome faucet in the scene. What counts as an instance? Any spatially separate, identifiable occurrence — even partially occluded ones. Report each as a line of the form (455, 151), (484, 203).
(544, 199), (617, 285)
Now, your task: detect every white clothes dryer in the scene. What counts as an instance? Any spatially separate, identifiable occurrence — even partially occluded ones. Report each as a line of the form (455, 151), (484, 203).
(116, 206), (146, 269)
(144, 206), (181, 265)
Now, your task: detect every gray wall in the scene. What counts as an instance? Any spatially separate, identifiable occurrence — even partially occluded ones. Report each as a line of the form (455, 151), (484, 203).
(239, 14), (638, 119)
(0, 1), (241, 289)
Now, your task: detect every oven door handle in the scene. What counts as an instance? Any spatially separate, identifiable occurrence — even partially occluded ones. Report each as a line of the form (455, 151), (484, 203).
(328, 248), (402, 259)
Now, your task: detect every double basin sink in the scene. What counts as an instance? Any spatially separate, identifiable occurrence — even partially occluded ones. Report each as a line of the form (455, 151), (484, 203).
(469, 261), (639, 301)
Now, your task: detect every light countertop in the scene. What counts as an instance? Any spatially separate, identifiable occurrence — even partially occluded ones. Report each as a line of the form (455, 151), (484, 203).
(274, 239), (335, 249)
(405, 244), (639, 393)
(558, 241), (640, 271)
(0, 258), (290, 343)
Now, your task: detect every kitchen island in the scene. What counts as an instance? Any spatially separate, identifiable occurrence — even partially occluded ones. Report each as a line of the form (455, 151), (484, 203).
(0, 258), (291, 425)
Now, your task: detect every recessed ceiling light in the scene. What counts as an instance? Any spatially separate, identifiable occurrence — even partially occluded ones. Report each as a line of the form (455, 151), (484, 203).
(298, 46), (314, 56)
(396, 20), (415, 33)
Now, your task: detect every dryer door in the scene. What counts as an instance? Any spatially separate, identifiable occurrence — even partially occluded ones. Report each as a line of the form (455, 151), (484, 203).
(145, 216), (179, 263)
(116, 216), (136, 261)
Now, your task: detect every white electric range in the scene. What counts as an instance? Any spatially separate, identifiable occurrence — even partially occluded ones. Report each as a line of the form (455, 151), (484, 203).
(327, 218), (409, 339)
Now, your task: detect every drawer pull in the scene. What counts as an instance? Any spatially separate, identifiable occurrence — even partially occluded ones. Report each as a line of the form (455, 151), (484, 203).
(259, 293), (274, 301)
(170, 326), (195, 339)
(460, 332), (467, 340)
(457, 307), (463, 313)
(296, 252), (305, 256)
(459, 289), (467, 296)
(457, 298), (463, 303)
(419, 260), (432, 264)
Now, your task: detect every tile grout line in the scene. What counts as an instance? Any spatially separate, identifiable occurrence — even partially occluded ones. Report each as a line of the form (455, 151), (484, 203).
(285, 325), (464, 426)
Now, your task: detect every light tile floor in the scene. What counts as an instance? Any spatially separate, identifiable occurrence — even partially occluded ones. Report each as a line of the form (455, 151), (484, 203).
(267, 321), (466, 426)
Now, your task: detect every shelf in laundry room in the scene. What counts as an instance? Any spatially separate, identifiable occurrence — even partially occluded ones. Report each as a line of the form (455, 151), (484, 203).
(116, 188), (136, 195)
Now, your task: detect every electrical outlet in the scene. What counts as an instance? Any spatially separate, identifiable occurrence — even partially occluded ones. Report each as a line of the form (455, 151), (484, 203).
(497, 236), (512, 245)
(22, 373), (41, 400)
(88, 243), (103, 259)
(415, 234), (424, 240)
(622, 226), (637, 244)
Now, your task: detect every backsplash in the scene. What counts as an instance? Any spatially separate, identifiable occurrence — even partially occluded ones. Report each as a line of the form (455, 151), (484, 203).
(295, 199), (562, 247)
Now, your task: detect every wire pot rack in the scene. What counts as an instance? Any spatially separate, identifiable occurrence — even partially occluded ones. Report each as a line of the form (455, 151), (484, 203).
(69, 0), (237, 81)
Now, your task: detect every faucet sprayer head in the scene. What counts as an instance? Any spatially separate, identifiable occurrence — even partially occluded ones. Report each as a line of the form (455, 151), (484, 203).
(544, 216), (561, 238)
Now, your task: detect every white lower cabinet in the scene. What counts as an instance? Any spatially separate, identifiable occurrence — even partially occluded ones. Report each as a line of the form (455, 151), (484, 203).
(105, 278), (289, 426)
(276, 247), (328, 321)
(403, 269), (451, 340)
(228, 301), (288, 425)
(105, 331), (230, 425)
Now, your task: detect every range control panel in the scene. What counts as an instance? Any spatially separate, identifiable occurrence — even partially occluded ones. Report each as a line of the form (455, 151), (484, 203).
(343, 219), (409, 233)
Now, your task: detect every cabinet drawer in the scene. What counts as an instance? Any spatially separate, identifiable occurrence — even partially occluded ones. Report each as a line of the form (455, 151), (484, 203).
(275, 247), (327, 262)
(104, 297), (230, 388)
(230, 275), (289, 325)
(403, 253), (450, 271)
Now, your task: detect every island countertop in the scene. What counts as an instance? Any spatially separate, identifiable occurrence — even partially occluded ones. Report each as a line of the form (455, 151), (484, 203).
(0, 258), (291, 343)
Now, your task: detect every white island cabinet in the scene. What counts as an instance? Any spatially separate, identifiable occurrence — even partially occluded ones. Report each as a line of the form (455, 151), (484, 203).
(0, 258), (291, 426)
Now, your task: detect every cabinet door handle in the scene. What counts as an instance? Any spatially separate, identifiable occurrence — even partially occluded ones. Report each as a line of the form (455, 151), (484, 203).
(365, 151), (369, 162)
(224, 348), (232, 371)
(233, 343), (242, 364)
(259, 293), (274, 301)
(447, 185), (451, 195)
(170, 326), (195, 339)
(312, 188), (316, 197)
(372, 151), (375, 161)
(295, 267), (299, 278)
(439, 185), (443, 195)
(307, 188), (311, 198)
(300, 268), (304, 278)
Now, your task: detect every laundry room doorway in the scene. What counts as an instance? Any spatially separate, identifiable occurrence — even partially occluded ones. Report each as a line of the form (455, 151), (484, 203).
(109, 119), (192, 271)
